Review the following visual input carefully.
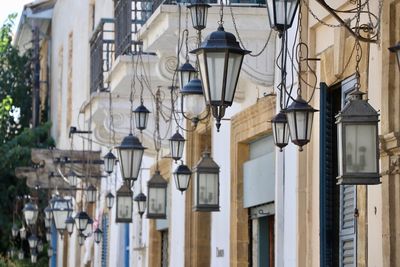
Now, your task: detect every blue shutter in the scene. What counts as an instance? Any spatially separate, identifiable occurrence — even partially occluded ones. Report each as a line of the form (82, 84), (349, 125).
(339, 185), (356, 267)
(101, 214), (109, 267)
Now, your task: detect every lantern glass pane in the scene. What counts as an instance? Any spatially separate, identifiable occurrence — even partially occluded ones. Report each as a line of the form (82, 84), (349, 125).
(184, 94), (206, 117)
(83, 222), (93, 236)
(286, 111), (296, 139)
(174, 173), (190, 191)
(198, 173), (218, 205)
(24, 209), (34, 221)
(306, 111), (314, 140)
(197, 53), (209, 102)
(190, 5), (207, 30)
(148, 188), (166, 215)
(273, 121), (289, 145)
(135, 111), (149, 130)
(138, 200), (146, 214)
(225, 53), (243, 103)
(171, 140), (184, 160)
(119, 149), (144, 180)
(104, 157), (115, 174)
(86, 188), (96, 203)
(206, 52), (225, 102)
(117, 196), (132, 220)
(338, 123), (343, 176)
(275, 0), (298, 26)
(179, 71), (191, 90)
(344, 124), (377, 173)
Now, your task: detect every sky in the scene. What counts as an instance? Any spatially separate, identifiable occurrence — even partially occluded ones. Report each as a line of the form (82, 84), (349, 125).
(0, 0), (33, 32)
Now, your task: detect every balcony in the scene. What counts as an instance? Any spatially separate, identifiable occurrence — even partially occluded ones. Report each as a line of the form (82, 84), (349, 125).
(90, 18), (115, 93)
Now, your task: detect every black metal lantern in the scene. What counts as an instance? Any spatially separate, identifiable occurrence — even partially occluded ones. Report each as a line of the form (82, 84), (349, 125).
(180, 78), (207, 126)
(285, 96), (317, 151)
(28, 235), (38, 249)
(173, 164), (192, 194)
(187, 1), (211, 31)
(271, 110), (290, 151)
(169, 131), (185, 161)
(22, 202), (39, 226)
(50, 196), (73, 235)
(47, 247), (53, 257)
(46, 231), (51, 242)
(116, 183), (133, 223)
(389, 42), (400, 71)
(67, 170), (78, 187)
(177, 60), (197, 90)
(94, 228), (103, 244)
(44, 205), (53, 220)
(116, 134), (146, 181)
(133, 192), (147, 218)
(19, 227), (26, 240)
(106, 192), (115, 210)
(335, 91), (380, 185)
(11, 224), (19, 238)
(147, 171), (168, 219)
(31, 251), (37, 263)
(74, 211), (90, 232)
(103, 150), (117, 174)
(191, 26), (250, 131)
(133, 103), (151, 132)
(266, 0), (299, 32)
(65, 216), (75, 235)
(86, 184), (97, 203)
(78, 233), (86, 246)
(193, 152), (220, 212)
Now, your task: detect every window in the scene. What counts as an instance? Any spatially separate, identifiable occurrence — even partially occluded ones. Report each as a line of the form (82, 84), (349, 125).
(320, 77), (357, 267)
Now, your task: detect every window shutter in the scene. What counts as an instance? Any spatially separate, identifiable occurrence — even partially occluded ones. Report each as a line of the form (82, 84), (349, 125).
(101, 214), (109, 267)
(339, 185), (356, 266)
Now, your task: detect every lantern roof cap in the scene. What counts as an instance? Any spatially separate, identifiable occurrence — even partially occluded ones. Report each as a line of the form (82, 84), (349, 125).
(389, 42), (400, 52)
(285, 96), (318, 112)
(194, 151), (220, 172)
(169, 131), (185, 142)
(148, 171), (168, 187)
(190, 25), (251, 55)
(94, 228), (102, 234)
(65, 216), (75, 224)
(74, 211), (90, 220)
(116, 134), (146, 150)
(86, 184), (96, 191)
(133, 104), (150, 114)
(103, 151), (116, 160)
(106, 192), (114, 198)
(23, 201), (38, 212)
(336, 91), (379, 122)
(271, 110), (288, 123)
(134, 192), (147, 202)
(174, 164), (192, 175)
(187, 1), (211, 8)
(177, 61), (197, 73)
(181, 78), (203, 95)
(117, 182), (133, 195)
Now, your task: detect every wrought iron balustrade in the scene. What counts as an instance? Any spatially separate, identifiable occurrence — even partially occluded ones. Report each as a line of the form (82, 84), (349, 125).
(90, 19), (115, 93)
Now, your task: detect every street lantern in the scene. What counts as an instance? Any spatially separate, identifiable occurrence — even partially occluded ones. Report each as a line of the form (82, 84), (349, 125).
(285, 96), (317, 151)
(86, 184), (97, 203)
(173, 164), (192, 194)
(22, 201), (39, 226)
(31, 251), (37, 263)
(133, 103), (151, 132)
(191, 25), (250, 131)
(74, 211), (90, 232)
(11, 224), (19, 238)
(177, 60), (197, 90)
(28, 235), (38, 249)
(78, 233), (86, 246)
(50, 196), (73, 235)
(106, 192), (115, 210)
(65, 216), (75, 235)
(116, 134), (146, 181)
(133, 192), (147, 218)
(44, 218), (52, 229)
(169, 131), (185, 161)
(18, 250), (24, 260)
(389, 43), (400, 71)
(193, 152), (220, 212)
(187, 1), (211, 31)
(19, 227), (26, 239)
(335, 91), (380, 185)
(147, 171), (168, 219)
(44, 205), (53, 220)
(83, 218), (93, 237)
(116, 183), (133, 223)
(266, 0), (299, 32)
(47, 247), (53, 257)
(67, 170), (78, 187)
(94, 228), (103, 244)
(37, 240), (43, 252)
(271, 110), (290, 151)
(103, 150), (117, 174)
(46, 231), (51, 242)
(180, 78), (207, 127)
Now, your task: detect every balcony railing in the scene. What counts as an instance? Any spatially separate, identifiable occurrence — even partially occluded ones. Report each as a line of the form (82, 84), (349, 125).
(90, 19), (115, 93)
